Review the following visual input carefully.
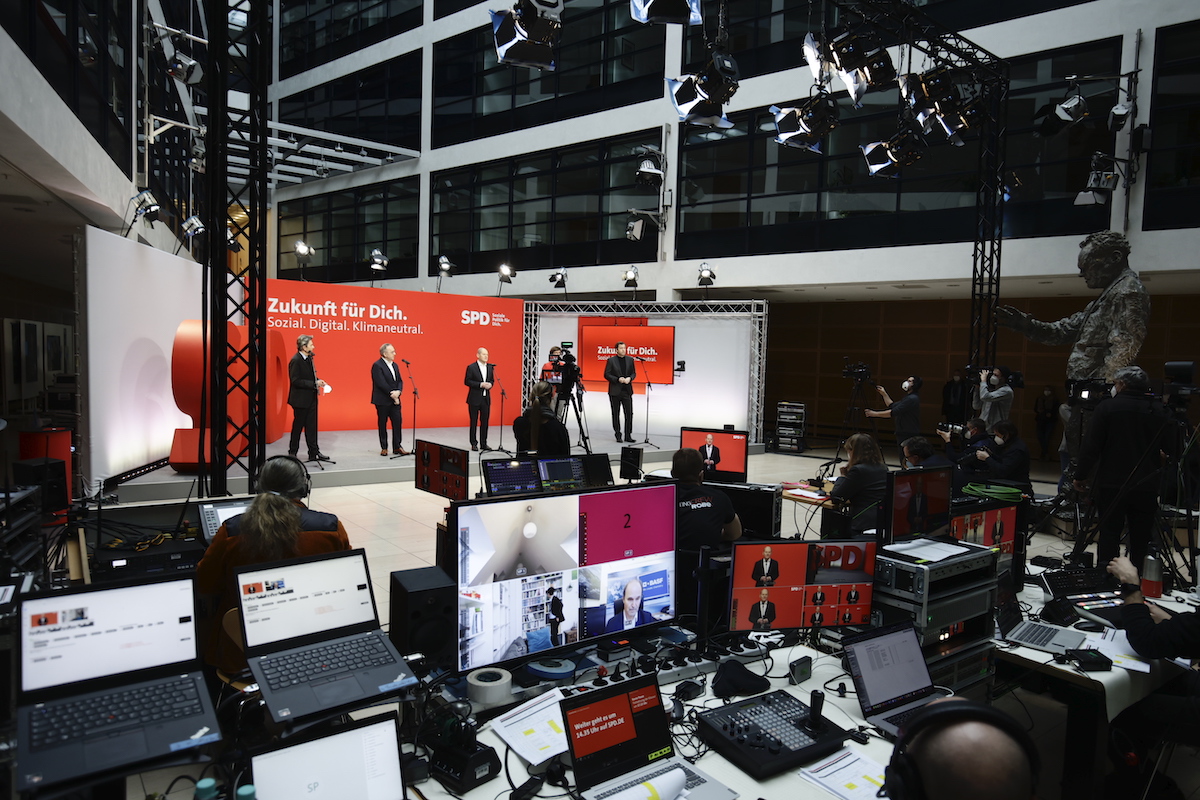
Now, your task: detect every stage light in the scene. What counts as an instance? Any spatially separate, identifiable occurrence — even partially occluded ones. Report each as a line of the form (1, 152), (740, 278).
(635, 147), (665, 188)
(770, 93), (839, 153)
(861, 131), (924, 178)
(667, 47), (739, 129)
(491, 0), (563, 71)
(630, 0), (700, 25)
(1074, 155), (1121, 205)
(623, 266), (639, 288)
(675, 360), (686, 372)
(182, 216), (205, 237)
(294, 240), (314, 266)
(1108, 102), (1132, 132)
(802, 33), (831, 86)
(133, 190), (160, 225)
(498, 264), (514, 282)
(189, 132), (206, 173)
(438, 255), (455, 275)
(226, 226), (243, 253)
(899, 73), (938, 134)
(369, 248), (389, 271)
(697, 262), (715, 287)
(626, 217), (646, 241)
(549, 268), (567, 289)
(1034, 91), (1088, 137)
(829, 27), (894, 97)
(167, 53), (204, 85)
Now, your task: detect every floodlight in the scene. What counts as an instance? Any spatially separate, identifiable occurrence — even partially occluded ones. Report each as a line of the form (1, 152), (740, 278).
(829, 27), (894, 87)
(369, 248), (389, 271)
(492, 0), (564, 71)
(667, 48), (739, 128)
(1074, 155), (1121, 205)
(294, 240), (314, 266)
(182, 215), (205, 237)
(167, 53), (204, 85)
(861, 131), (924, 178)
(438, 255), (455, 275)
(770, 93), (839, 153)
(899, 73), (938, 134)
(1034, 92), (1088, 137)
(697, 262), (715, 287)
(802, 33), (830, 86)
(623, 266), (639, 288)
(626, 217), (646, 241)
(635, 148), (665, 188)
(630, 0), (700, 25)
(227, 226), (243, 252)
(498, 263), (514, 283)
(549, 268), (567, 289)
(133, 190), (160, 225)
(1108, 102), (1132, 132)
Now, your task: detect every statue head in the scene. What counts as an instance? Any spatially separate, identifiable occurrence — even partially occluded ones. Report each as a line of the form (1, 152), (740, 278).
(1077, 231), (1130, 289)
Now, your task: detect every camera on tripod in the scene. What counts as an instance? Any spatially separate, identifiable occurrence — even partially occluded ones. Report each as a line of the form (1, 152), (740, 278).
(842, 359), (872, 383)
(551, 345), (581, 391)
(1067, 378), (1114, 409)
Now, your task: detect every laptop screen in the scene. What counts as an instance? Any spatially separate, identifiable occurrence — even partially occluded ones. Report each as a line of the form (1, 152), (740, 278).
(843, 623), (935, 718)
(482, 458), (542, 496)
(237, 550), (377, 651)
(252, 714), (405, 800)
(537, 457), (586, 491)
(560, 673), (674, 791)
(198, 498), (254, 542)
(21, 578), (198, 693)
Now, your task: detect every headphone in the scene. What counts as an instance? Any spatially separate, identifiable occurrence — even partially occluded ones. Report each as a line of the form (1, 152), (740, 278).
(262, 454), (312, 499)
(883, 701), (1040, 800)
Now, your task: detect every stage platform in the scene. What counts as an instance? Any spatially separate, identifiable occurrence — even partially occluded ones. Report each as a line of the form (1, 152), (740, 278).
(117, 426), (767, 503)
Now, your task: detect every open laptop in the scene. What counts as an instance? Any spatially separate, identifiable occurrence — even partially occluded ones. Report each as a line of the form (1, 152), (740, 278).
(15, 576), (220, 791)
(559, 672), (737, 800)
(994, 570), (1087, 655)
(198, 497), (254, 543)
(251, 713), (407, 800)
(482, 457), (542, 496)
(235, 549), (418, 723)
(842, 622), (941, 740)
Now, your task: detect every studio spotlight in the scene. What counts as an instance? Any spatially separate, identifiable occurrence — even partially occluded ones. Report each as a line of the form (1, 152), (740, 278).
(182, 215), (205, 237)
(189, 131), (206, 173)
(1108, 102), (1132, 132)
(1074, 154), (1121, 205)
(167, 53), (204, 85)
(675, 360), (686, 372)
(492, 0), (563, 71)
(438, 255), (455, 275)
(635, 147), (665, 188)
(829, 26), (894, 102)
(369, 248), (389, 271)
(1034, 91), (1088, 138)
(697, 262), (716, 287)
(497, 263), (515, 296)
(770, 92), (839, 153)
(549, 268), (567, 289)
(898, 73), (938, 134)
(667, 47), (739, 129)
(623, 266), (639, 288)
(133, 190), (160, 225)
(226, 226), (243, 253)
(630, 0), (700, 25)
(626, 217), (646, 241)
(861, 130), (924, 178)
(294, 240), (314, 266)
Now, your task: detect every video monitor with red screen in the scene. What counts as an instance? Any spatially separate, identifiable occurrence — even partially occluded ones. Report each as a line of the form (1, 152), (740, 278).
(884, 466), (953, 540)
(728, 540), (876, 631)
(949, 504), (1018, 554)
(680, 427), (748, 484)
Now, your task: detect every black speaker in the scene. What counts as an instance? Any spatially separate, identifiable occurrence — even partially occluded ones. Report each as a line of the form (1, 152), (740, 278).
(619, 446), (642, 480)
(13, 457), (68, 512)
(389, 566), (457, 674)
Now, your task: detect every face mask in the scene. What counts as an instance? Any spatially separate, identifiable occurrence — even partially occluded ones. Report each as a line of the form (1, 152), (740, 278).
(952, 376), (961, 382)
(994, 435), (1005, 446)
(989, 375), (1000, 386)
(901, 381), (912, 392)
(1110, 385), (1119, 398)
(1043, 389), (1051, 397)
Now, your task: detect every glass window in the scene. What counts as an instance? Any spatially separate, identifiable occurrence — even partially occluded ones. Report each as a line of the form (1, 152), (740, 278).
(1144, 20), (1200, 231)
(279, 0), (422, 78)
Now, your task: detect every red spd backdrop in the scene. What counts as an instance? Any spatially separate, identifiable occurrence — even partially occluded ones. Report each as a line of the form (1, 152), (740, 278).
(578, 323), (675, 394)
(265, 280), (524, 432)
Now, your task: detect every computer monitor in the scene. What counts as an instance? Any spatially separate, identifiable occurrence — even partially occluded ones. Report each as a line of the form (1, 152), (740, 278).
(948, 497), (1026, 585)
(883, 466), (953, 541)
(483, 454), (616, 496)
(415, 439), (470, 502)
(448, 482), (677, 672)
(198, 498), (254, 543)
(481, 457), (542, 496)
(727, 540), (876, 631)
(680, 427), (749, 483)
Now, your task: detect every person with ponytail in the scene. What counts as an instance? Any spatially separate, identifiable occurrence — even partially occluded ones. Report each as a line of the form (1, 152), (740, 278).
(197, 455), (350, 674)
(512, 380), (571, 456)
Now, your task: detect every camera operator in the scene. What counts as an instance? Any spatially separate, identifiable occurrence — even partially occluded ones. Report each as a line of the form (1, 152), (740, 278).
(968, 420), (1032, 494)
(973, 366), (1014, 429)
(1073, 366), (1177, 567)
(938, 417), (989, 459)
(541, 345), (564, 386)
(865, 375), (922, 467)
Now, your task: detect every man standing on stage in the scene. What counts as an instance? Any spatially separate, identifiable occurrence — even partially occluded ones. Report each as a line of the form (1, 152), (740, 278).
(605, 341), (636, 443)
(370, 343), (407, 457)
(464, 347), (495, 452)
(288, 334), (329, 461)
(701, 433), (721, 477)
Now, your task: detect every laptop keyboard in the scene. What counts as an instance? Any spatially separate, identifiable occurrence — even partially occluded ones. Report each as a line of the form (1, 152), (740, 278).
(594, 762), (706, 800)
(883, 705), (926, 729)
(1012, 622), (1058, 648)
(259, 635), (396, 690)
(28, 677), (202, 750)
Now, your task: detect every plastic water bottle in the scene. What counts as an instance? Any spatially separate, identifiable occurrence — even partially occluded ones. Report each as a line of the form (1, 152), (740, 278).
(1141, 549), (1163, 599)
(193, 778), (218, 800)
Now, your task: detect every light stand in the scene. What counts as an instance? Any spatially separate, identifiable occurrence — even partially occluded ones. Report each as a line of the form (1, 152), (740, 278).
(632, 356), (660, 450)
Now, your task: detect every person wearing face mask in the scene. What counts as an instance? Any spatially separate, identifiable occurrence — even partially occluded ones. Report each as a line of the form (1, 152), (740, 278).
(1073, 366), (1177, 567)
(1033, 385), (1059, 462)
(942, 370), (969, 424)
(972, 366), (1014, 430)
(968, 420), (1032, 494)
(865, 376), (922, 467)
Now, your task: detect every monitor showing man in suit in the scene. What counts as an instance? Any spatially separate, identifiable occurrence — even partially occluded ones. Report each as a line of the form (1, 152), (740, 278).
(604, 578), (655, 632)
(750, 588), (776, 630)
(750, 545), (779, 586)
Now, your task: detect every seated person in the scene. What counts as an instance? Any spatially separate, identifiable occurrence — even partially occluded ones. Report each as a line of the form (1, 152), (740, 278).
(604, 578), (656, 632)
(513, 380), (571, 456)
(196, 456), (351, 675)
(828, 432), (889, 536)
(963, 420), (1032, 494)
(938, 417), (989, 462)
(672, 447), (741, 624)
(902, 436), (954, 470)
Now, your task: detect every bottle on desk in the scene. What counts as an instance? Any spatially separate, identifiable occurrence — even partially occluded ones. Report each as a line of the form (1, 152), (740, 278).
(1141, 549), (1163, 599)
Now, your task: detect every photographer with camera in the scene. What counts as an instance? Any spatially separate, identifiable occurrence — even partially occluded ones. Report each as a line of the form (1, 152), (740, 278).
(963, 420), (1032, 494)
(541, 345), (564, 386)
(973, 366), (1015, 429)
(865, 376), (922, 467)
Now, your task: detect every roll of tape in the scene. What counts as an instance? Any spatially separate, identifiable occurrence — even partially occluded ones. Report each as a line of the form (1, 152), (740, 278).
(467, 667), (513, 705)
(524, 657), (575, 681)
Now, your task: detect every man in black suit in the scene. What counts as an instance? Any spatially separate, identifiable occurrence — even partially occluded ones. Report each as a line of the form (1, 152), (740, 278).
(700, 434), (721, 477)
(547, 586), (565, 646)
(750, 588), (776, 631)
(371, 343), (407, 456)
(604, 341), (636, 443)
(750, 545), (779, 586)
(464, 347), (496, 451)
(907, 476), (929, 532)
(288, 334), (329, 461)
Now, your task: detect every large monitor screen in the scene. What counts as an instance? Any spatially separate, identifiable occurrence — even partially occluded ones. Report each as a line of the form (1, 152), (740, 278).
(415, 440), (470, 502)
(949, 503), (1018, 554)
(727, 540), (876, 632)
(448, 482), (677, 672)
(883, 466), (953, 540)
(679, 427), (748, 483)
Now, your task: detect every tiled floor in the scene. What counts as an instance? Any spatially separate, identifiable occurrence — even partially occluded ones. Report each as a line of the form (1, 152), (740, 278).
(124, 450), (1200, 799)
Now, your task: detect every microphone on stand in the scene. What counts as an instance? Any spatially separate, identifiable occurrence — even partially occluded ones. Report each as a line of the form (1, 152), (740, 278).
(401, 359), (411, 365)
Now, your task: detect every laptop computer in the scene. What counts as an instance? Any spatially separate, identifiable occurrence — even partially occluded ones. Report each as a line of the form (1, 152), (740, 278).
(559, 673), (737, 800)
(235, 549), (418, 723)
(15, 576), (221, 791)
(842, 622), (941, 740)
(482, 457), (542, 496)
(198, 497), (254, 543)
(251, 712), (407, 800)
(994, 570), (1087, 655)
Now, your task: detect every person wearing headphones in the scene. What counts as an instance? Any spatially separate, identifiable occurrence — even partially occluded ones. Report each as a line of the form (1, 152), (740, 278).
(883, 698), (1039, 800)
(512, 380), (571, 456)
(866, 375), (922, 467)
(196, 455), (351, 675)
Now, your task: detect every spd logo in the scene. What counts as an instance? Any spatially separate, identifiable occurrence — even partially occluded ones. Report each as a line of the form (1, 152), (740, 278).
(461, 310), (491, 325)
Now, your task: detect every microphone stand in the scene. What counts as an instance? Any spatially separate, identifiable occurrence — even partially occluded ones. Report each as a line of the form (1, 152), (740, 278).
(493, 371), (514, 456)
(391, 361), (416, 459)
(633, 357), (660, 450)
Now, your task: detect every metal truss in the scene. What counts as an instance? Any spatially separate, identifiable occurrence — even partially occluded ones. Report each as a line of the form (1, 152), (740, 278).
(525, 301), (770, 441)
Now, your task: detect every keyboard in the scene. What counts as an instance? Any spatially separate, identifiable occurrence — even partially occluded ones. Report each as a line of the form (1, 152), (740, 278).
(1042, 568), (1117, 598)
(1012, 621), (1058, 648)
(594, 761), (705, 800)
(259, 634), (396, 690)
(28, 677), (202, 749)
(883, 705), (927, 728)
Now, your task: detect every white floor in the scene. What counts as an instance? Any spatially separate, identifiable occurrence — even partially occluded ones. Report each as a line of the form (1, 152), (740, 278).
(124, 449), (1200, 800)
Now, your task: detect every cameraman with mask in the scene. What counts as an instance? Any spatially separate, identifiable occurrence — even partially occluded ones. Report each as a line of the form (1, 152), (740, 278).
(865, 375), (922, 467)
(973, 366), (1015, 429)
(965, 419), (1032, 494)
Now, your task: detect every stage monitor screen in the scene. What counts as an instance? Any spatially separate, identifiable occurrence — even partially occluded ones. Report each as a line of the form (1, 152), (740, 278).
(482, 457), (542, 496)
(728, 540), (876, 632)
(579, 453), (615, 488)
(415, 440), (470, 502)
(883, 466), (953, 541)
(448, 482), (677, 673)
(680, 427), (749, 484)
(537, 457), (586, 492)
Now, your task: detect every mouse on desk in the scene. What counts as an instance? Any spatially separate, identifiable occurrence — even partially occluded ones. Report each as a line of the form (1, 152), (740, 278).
(1073, 620), (1106, 633)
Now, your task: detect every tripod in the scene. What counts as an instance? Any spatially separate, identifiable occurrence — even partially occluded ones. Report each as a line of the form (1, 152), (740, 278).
(390, 362), (417, 459)
(560, 386), (592, 454)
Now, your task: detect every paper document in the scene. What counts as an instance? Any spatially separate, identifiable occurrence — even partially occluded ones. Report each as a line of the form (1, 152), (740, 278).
(784, 489), (827, 500)
(608, 766), (687, 800)
(490, 688), (569, 764)
(799, 747), (887, 800)
(1089, 629), (1151, 673)
(883, 539), (969, 562)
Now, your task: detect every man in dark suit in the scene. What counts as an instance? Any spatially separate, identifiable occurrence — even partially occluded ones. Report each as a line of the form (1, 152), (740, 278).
(547, 586), (565, 646)
(750, 588), (776, 631)
(750, 545), (779, 586)
(464, 347), (495, 451)
(371, 343), (407, 456)
(288, 334), (329, 461)
(700, 433), (721, 477)
(907, 476), (929, 532)
(604, 341), (636, 443)
(604, 578), (655, 632)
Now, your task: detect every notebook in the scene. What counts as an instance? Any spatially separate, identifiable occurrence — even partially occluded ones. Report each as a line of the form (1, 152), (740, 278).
(198, 497), (255, 543)
(235, 549), (418, 723)
(842, 621), (941, 740)
(559, 673), (737, 800)
(251, 712), (407, 800)
(994, 570), (1087, 655)
(15, 577), (221, 791)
